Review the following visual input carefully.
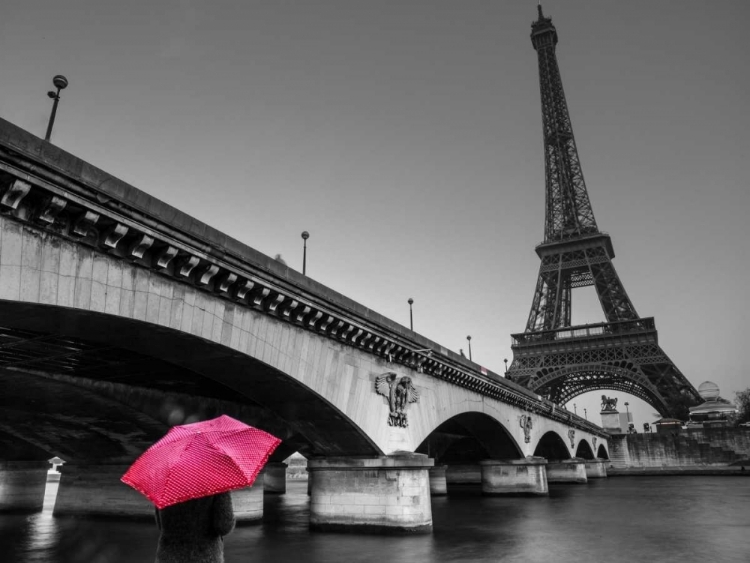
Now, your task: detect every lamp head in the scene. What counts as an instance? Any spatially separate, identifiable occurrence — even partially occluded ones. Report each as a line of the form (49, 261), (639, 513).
(52, 75), (69, 90)
(408, 298), (413, 305)
(301, 231), (309, 240)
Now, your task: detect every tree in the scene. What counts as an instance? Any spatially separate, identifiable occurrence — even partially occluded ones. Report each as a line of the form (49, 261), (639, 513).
(735, 388), (750, 425)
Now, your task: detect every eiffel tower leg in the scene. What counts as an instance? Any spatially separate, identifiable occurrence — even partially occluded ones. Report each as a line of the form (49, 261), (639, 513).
(525, 267), (571, 333)
(589, 259), (638, 323)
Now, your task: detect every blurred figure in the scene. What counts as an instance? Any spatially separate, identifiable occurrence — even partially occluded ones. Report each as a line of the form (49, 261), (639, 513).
(154, 492), (235, 563)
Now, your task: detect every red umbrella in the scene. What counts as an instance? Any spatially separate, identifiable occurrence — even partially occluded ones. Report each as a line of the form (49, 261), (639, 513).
(121, 415), (281, 509)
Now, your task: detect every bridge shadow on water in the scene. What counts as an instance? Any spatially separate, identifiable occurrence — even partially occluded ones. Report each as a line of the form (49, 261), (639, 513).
(1, 478), (749, 562)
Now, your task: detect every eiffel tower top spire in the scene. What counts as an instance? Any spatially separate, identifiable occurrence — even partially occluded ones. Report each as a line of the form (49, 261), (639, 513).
(536, 3), (545, 21)
(531, 8), (598, 243)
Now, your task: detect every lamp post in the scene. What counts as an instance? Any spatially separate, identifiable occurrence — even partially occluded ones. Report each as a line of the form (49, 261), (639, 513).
(584, 408), (587, 420)
(301, 231), (309, 275)
(45, 75), (69, 142)
(503, 358), (508, 375)
(573, 403), (577, 415)
(624, 401), (631, 427)
(408, 298), (414, 331)
(466, 335), (472, 361)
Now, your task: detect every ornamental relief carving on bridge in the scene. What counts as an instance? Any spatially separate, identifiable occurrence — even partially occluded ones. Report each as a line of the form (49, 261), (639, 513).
(375, 372), (419, 428)
(519, 414), (533, 443)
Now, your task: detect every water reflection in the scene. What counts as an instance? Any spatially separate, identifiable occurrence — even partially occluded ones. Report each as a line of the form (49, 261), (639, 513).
(1, 478), (749, 562)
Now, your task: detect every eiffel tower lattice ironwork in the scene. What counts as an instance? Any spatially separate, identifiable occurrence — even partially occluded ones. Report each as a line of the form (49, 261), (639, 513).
(506, 6), (701, 419)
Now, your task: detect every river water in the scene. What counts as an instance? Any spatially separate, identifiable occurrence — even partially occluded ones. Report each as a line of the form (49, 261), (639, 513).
(1, 477), (748, 563)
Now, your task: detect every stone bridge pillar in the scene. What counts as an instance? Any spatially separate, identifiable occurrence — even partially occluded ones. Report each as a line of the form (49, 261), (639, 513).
(445, 464), (481, 486)
(307, 453), (433, 534)
(263, 462), (287, 494)
(54, 464), (152, 519)
(0, 461), (50, 513)
(479, 458), (548, 496)
(545, 459), (588, 483)
(584, 459), (608, 479)
(230, 471), (264, 524)
(428, 465), (447, 496)
(55, 464), (264, 522)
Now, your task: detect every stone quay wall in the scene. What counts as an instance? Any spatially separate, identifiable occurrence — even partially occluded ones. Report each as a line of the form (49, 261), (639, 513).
(609, 428), (750, 468)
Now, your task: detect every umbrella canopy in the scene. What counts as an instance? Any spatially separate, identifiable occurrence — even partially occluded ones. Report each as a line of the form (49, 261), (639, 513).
(121, 415), (281, 509)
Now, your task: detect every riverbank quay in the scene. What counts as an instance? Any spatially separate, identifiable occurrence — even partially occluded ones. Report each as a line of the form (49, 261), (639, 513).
(608, 465), (750, 476)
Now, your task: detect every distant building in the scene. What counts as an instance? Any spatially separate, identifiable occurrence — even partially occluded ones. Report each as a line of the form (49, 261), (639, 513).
(653, 418), (684, 435)
(687, 381), (737, 428)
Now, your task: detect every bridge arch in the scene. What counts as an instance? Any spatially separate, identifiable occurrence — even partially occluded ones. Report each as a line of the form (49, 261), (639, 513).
(530, 364), (671, 417)
(533, 431), (570, 461)
(575, 439), (595, 460)
(597, 444), (609, 460)
(415, 412), (523, 464)
(0, 299), (383, 462)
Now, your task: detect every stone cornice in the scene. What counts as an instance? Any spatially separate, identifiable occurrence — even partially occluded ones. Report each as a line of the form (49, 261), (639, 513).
(0, 121), (607, 438)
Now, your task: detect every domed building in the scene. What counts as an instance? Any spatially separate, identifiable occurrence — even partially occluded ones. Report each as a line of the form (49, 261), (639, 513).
(687, 381), (737, 427)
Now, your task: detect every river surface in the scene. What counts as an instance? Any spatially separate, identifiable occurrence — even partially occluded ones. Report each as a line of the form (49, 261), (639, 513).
(1, 477), (749, 563)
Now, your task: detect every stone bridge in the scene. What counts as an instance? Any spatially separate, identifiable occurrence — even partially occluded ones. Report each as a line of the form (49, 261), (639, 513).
(0, 119), (609, 533)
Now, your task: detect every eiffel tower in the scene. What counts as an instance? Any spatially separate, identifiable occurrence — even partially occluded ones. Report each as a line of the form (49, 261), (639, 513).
(506, 6), (701, 419)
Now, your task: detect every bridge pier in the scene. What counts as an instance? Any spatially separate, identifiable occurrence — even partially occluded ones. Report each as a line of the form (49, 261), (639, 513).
(428, 465), (447, 496)
(307, 453), (433, 534)
(0, 461), (49, 513)
(584, 459), (608, 479)
(263, 462), (287, 494)
(445, 464), (481, 486)
(54, 464), (152, 518)
(479, 458), (548, 496)
(230, 471), (264, 524)
(545, 459), (588, 483)
(54, 464), (265, 522)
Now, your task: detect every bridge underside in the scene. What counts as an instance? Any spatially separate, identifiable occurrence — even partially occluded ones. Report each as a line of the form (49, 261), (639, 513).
(415, 412), (523, 463)
(508, 321), (701, 419)
(0, 300), (381, 463)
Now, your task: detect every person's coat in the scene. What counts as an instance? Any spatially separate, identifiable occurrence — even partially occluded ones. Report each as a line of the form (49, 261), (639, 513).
(154, 492), (235, 563)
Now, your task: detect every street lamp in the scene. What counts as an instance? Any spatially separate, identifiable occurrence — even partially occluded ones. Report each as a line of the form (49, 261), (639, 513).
(301, 231), (309, 275)
(466, 335), (472, 361)
(584, 408), (587, 420)
(408, 298), (414, 331)
(45, 75), (69, 142)
(573, 403), (577, 415)
(624, 401), (631, 425)
(503, 358), (508, 375)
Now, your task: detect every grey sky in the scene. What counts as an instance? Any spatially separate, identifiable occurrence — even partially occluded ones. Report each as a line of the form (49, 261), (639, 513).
(1, 1), (747, 427)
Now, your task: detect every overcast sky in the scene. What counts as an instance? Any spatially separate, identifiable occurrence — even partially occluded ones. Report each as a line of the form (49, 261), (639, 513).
(1, 1), (747, 428)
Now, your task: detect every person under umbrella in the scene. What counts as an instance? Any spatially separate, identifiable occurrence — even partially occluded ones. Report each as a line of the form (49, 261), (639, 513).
(154, 492), (235, 563)
(122, 415), (281, 563)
